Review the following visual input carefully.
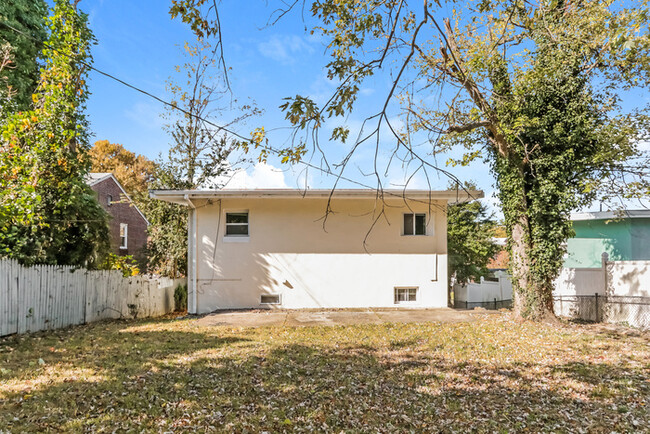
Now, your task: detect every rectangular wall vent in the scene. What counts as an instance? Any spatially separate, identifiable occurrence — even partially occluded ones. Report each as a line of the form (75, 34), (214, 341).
(260, 294), (281, 304)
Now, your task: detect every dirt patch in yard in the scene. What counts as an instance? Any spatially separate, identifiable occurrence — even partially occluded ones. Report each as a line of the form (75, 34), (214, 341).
(196, 307), (493, 328)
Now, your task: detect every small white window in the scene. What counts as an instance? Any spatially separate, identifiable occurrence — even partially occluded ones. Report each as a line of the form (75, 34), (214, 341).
(394, 287), (417, 304)
(119, 223), (128, 249)
(260, 294), (281, 304)
(225, 212), (249, 236)
(107, 194), (113, 206)
(404, 213), (426, 235)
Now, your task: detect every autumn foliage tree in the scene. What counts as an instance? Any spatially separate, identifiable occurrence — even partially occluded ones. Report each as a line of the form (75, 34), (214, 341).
(89, 140), (157, 197)
(0, 0), (109, 267)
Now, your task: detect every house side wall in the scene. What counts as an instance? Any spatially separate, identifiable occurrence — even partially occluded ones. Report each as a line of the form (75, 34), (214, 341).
(565, 218), (650, 268)
(192, 197), (448, 312)
(90, 178), (148, 259)
(630, 219), (650, 261)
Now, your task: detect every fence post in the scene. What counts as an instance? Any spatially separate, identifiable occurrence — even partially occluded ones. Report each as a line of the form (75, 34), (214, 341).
(494, 298), (497, 310)
(595, 293), (599, 322)
(601, 252), (609, 295)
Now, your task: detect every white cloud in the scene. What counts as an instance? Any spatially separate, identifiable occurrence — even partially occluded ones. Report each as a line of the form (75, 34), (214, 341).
(220, 162), (289, 189)
(258, 35), (314, 64)
(480, 191), (503, 220)
(387, 171), (428, 190)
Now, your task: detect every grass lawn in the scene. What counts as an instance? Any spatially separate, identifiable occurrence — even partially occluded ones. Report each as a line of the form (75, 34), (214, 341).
(0, 313), (648, 433)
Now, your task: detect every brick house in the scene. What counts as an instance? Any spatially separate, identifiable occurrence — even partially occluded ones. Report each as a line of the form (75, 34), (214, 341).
(87, 173), (149, 261)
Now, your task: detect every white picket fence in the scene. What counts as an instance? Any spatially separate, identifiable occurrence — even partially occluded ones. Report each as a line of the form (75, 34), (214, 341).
(0, 259), (185, 336)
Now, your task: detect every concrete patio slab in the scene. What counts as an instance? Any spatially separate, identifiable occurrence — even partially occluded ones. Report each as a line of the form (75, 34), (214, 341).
(196, 308), (493, 328)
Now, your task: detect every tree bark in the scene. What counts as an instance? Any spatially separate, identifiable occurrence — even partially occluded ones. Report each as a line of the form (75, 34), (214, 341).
(510, 209), (557, 322)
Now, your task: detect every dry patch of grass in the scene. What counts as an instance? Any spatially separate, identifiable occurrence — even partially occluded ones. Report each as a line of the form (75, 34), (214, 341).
(0, 314), (648, 432)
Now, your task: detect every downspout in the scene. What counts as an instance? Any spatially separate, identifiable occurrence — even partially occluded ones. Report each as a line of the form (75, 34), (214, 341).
(184, 194), (198, 314)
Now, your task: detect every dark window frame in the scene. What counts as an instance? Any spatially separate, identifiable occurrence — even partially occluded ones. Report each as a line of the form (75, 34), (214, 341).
(403, 213), (427, 236)
(225, 212), (249, 237)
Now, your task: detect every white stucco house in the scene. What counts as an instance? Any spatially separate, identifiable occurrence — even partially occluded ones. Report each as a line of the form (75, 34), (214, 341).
(150, 188), (482, 314)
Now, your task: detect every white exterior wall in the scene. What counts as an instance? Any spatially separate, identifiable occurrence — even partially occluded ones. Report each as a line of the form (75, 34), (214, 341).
(607, 261), (650, 297)
(554, 260), (650, 298)
(190, 197), (448, 313)
(553, 267), (606, 296)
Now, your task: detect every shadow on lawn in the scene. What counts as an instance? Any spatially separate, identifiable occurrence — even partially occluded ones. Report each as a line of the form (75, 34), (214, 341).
(0, 320), (247, 384)
(1, 324), (647, 432)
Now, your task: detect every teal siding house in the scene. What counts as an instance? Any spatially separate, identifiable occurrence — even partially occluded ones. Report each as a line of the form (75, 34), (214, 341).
(565, 210), (650, 268)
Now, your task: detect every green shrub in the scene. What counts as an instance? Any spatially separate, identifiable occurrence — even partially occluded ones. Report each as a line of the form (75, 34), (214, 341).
(99, 253), (139, 277)
(174, 284), (187, 312)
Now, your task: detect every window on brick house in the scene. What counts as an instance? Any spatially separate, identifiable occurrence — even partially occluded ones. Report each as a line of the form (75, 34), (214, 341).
(107, 194), (112, 206)
(120, 223), (128, 249)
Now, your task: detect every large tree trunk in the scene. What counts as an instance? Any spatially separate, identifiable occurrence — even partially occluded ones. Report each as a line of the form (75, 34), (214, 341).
(510, 211), (557, 322)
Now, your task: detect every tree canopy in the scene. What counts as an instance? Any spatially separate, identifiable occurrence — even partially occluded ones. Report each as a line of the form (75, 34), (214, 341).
(0, 0), (109, 267)
(143, 39), (258, 276)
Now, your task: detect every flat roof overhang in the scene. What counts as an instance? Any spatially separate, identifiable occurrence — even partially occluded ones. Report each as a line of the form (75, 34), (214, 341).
(571, 210), (650, 221)
(149, 188), (484, 206)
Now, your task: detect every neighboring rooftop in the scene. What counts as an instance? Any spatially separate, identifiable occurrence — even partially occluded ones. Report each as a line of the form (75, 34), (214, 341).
(150, 188), (484, 205)
(571, 210), (650, 221)
(86, 172), (113, 186)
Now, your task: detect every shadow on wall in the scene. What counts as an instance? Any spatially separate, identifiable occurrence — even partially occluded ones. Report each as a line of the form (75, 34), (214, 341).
(197, 237), (286, 308)
(197, 236), (327, 308)
(607, 261), (650, 298)
(555, 256), (650, 326)
(605, 260), (650, 328)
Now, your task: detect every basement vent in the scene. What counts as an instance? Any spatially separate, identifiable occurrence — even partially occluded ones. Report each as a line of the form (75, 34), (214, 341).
(260, 294), (281, 304)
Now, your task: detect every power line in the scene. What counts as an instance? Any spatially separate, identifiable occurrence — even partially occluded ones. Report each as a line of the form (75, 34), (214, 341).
(0, 20), (248, 140)
(0, 19), (477, 205)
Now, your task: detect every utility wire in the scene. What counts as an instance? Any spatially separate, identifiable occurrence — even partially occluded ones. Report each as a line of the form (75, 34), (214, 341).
(0, 20), (248, 140)
(0, 19), (476, 205)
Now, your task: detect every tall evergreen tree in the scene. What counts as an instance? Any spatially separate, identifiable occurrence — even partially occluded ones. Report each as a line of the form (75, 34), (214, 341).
(0, 0), (109, 267)
(0, 0), (48, 111)
(448, 187), (499, 287)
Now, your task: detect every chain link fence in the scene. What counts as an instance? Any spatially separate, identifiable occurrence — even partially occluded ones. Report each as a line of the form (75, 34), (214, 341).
(553, 294), (650, 330)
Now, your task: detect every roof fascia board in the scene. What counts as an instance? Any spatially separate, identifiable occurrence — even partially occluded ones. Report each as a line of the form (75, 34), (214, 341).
(150, 189), (483, 204)
(87, 173), (112, 186)
(571, 210), (650, 221)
